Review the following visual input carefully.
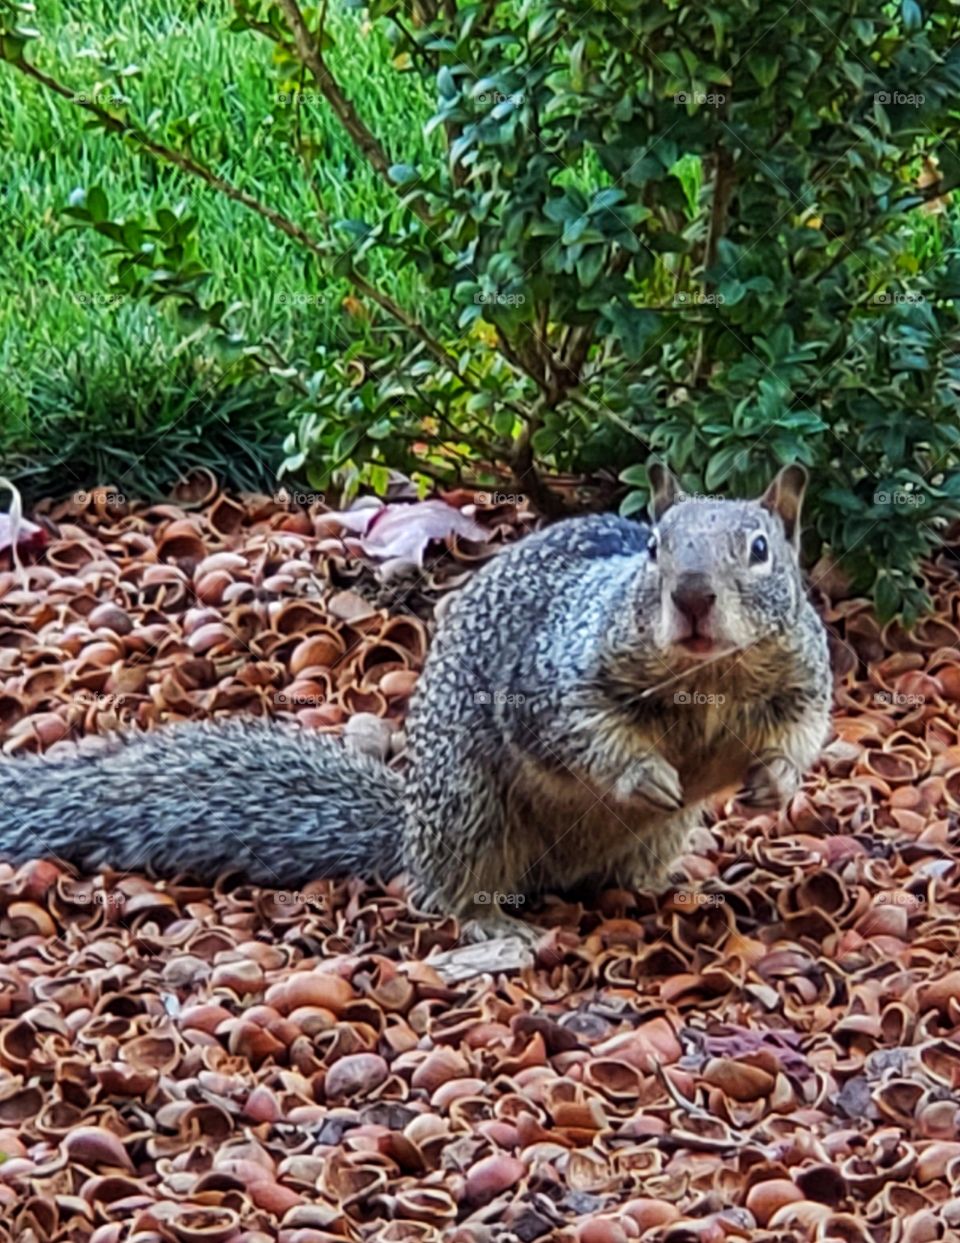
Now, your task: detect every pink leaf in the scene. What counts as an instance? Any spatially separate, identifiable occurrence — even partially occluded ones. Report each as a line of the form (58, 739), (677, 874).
(320, 500), (490, 567)
(0, 513), (45, 556)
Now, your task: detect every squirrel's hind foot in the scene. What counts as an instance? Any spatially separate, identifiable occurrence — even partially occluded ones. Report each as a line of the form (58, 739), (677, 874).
(737, 753), (800, 810)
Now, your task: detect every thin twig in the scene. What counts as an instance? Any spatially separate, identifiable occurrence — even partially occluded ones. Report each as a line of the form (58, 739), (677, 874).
(510, 401), (570, 517)
(638, 646), (744, 698)
(275, 0), (433, 225)
(568, 390), (651, 452)
(653, 1059), (714, 1122)
(692, 140), (735, 386)
(651, 1132), (757, 1154)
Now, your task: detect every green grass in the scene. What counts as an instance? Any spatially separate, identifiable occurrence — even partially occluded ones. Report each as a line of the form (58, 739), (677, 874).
(1, 0), (434, 499)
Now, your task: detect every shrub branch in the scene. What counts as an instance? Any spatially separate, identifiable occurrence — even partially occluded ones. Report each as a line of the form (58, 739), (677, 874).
(272, 0), (434, 225)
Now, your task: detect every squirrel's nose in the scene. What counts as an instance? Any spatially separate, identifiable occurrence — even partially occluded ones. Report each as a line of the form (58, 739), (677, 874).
(672, 576), (716, 624)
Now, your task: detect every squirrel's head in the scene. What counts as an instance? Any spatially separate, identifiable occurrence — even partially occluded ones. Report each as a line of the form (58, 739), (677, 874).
(644, 464), (809, 661)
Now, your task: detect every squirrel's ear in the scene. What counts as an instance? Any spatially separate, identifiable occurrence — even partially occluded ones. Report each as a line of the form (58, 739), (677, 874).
(648, 462), (680, 521)
(760, 464), (807, 547)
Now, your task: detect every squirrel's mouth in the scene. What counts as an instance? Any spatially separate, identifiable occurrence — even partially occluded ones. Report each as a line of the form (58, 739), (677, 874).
(677, 635), (716, 656)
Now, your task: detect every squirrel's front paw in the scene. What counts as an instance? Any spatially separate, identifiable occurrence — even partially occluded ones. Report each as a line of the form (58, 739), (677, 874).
(738, 754), (800, 811)
(612, 755), (684, 811)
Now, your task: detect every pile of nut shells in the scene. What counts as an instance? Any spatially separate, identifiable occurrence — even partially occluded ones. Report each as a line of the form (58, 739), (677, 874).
(2, 482), (960, 1243)
(0, 478), (529, 755)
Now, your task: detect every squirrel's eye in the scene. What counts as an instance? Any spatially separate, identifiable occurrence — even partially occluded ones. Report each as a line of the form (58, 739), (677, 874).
(647, 533), (658, 561)
(750, 534), (769, 565)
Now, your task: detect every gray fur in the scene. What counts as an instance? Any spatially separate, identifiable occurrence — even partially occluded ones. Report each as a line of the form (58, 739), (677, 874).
(0, 472), (832, 932)
(0, 718), (404, 886)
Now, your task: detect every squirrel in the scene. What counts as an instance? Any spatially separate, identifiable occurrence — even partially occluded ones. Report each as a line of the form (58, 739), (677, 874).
(0, 465), (832, 942)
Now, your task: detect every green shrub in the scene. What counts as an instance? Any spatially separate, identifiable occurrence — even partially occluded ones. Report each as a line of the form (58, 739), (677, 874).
(4, 0), (960, 619)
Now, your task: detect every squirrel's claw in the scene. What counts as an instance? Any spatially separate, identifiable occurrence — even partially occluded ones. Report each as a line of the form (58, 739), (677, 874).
(612, 757), (684, 811)
(738, 755), (799, 811)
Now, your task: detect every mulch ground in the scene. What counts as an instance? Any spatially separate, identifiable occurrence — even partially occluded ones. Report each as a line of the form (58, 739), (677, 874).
(2, 482), (960, 1243)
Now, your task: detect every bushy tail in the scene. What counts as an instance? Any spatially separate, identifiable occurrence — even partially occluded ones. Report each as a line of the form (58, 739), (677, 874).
(0, 719), (405, 887)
